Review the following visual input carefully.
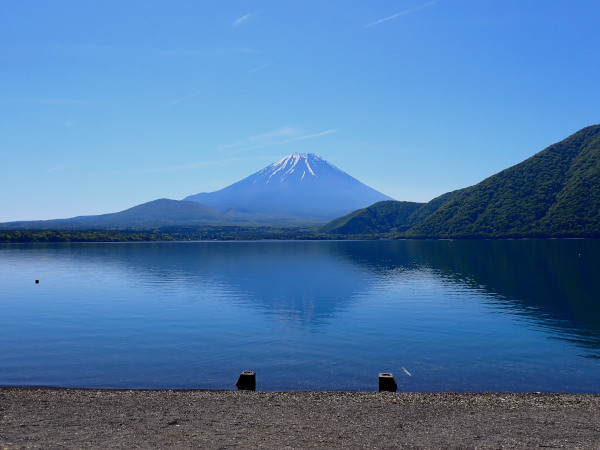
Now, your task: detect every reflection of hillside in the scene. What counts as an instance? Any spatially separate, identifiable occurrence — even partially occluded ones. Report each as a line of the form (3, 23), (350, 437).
(184, 242), (376, 326)
(36, 242), (376, 327)
(22, 240), (600, 349)
(333, 240), (600, 354)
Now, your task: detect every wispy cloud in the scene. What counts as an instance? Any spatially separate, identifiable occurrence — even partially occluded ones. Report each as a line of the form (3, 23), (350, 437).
(46, 166), (65, 173)
(249, 126), (297, 142)
(108, 157), (257, 177)
(101, 130), (336, 180)
(161, 47), (256, 58)
(219, 127), (339, 154)
(365, 0), (439, 28)
(218, 126), (295, 152)
(109, 160), (226, 176)
(275, 128), (339, 145)
(171, 89), (205, 106)
(249, 63), (272, 74)
(233, 13), (253, 27)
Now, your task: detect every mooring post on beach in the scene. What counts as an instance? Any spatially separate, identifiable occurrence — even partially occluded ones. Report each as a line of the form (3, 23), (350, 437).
(236, 370), (256, 391)
(378, 373), (397, 392)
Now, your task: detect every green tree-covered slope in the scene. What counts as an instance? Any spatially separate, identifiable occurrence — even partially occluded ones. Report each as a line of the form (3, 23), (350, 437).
(320, 124), (600, 239)
(406, 124), (600, 238)
(319, 200), (423, 235)
(319, 188), (466, 237)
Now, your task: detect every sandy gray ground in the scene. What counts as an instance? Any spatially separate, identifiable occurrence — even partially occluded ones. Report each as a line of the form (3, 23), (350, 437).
(1, 388), (599, 449)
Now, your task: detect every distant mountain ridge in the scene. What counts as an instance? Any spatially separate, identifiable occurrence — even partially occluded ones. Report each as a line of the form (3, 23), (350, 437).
(0, 153), (394, 229)
(322, 124), (600, 238)
(3, 126), (600, 238)
(0, 199), (224, 230)
(184, 153), (394, 223)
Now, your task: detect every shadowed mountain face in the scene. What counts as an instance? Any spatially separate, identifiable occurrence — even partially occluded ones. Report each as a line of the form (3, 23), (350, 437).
(183, 153), (394, 223)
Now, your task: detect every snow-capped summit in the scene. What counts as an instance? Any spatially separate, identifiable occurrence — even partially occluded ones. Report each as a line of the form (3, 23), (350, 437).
(184, 153), (394, 224)
(258, 153), (342, 183)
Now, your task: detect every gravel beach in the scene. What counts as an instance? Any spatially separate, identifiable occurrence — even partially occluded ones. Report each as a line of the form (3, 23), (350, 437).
(1, 388), (599, 449)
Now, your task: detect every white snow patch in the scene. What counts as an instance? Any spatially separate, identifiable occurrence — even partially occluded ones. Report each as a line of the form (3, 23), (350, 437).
(268, 155), (292, 182)
(259, 152), (342, 184)
(304, 159), (316, 176)
(280, 163), (297, 181)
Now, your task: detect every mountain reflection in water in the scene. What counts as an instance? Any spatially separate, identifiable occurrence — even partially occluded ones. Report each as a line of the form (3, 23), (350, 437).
(1, 240), (599, 391)
(332, 240), (600, 357)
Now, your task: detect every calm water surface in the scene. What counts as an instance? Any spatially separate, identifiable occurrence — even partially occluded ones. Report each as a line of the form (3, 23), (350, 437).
(1, 240), (599, 392)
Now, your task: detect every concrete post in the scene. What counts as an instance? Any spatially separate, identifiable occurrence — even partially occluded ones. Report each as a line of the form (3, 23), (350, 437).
(379, 373), (397, 392)
(236, 370), (256, 391)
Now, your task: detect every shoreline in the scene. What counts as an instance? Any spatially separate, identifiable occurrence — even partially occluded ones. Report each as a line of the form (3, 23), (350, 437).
(2, 388), (599, 448)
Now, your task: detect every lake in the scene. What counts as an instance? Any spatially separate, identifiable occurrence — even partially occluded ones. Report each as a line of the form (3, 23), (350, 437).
(1, 239), (599, 392)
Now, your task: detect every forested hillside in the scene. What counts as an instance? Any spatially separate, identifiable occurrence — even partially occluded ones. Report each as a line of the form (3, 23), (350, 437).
(406, 125), (600, 238)
(322, 125), (600, 239)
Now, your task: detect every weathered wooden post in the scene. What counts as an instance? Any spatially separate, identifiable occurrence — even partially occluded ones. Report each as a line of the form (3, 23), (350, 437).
(236, 370), (256, 391)
(378, 373), (397, 392)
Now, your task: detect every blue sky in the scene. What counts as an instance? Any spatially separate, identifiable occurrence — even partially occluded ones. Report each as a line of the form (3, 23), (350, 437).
(1, 1), (599, 222)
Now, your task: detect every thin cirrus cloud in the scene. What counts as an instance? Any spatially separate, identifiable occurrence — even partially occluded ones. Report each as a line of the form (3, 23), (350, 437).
(108, 156), (264, 178)
(249, 126), (297, 142)
(124, 128), (339, 176)
(45, 166), (66, 173)
(219, 127), (339, 154)
(233, 13), (254, 27)
(249, 63), (273, 74)
(110, 160), (224, 176)
(171, 90), (205, 106)
(365, 0), (439, 28)
(276, 128), (339, 145)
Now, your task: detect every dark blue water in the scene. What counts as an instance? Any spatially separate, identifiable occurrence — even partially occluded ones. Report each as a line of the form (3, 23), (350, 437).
(1, 240), (599, 392)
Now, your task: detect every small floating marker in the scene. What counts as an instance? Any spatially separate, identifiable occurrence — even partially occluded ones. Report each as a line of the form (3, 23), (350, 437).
(378, 373), (397, 392)
(236, 370), (256, 391)
(412, 261), (417, 265)
(35, 279), (39, 284)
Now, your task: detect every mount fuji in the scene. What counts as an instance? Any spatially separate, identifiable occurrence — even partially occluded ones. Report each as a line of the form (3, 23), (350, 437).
(0, 153), (393, 229)
(184, 153), (394, 223)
